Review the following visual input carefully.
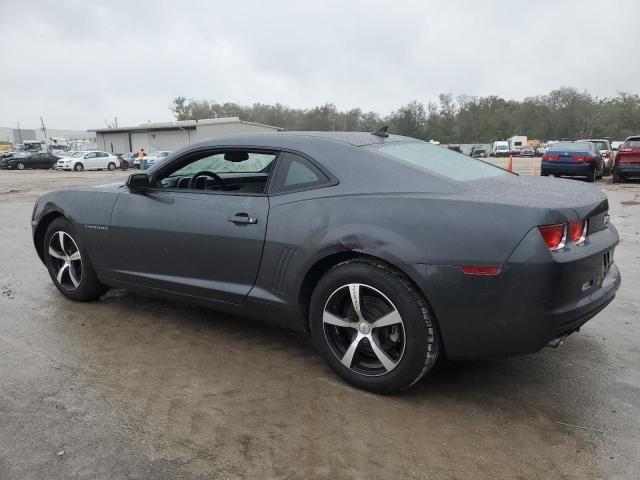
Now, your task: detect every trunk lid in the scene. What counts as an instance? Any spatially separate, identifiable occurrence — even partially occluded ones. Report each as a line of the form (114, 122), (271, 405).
(617, 147), (640, 164)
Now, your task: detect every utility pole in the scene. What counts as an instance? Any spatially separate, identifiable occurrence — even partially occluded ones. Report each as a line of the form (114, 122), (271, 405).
(40, 117), (48, 140)
(16, 122), (23, 144)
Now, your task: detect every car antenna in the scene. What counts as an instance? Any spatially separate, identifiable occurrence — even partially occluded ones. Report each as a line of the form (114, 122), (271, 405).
(371, 126), (389, 138)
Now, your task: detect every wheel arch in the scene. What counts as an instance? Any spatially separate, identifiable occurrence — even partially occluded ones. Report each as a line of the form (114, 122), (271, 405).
(33, 211), (66, 263)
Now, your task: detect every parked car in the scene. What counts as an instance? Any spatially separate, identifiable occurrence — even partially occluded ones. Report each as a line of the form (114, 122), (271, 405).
(613, 135), (640, 183)
(31, 131), (620, 394)
(520, 145), (536, 157)
(535, 144), (547, 156)
(55, 151), (119, 171)
(577, 139), (614, 175)
(143, 151), (172, 169)
(0, 152), (60, 170)
(491, 140), (510, 157)
(541, 141), (605, 181)
(470, 146), (487, 158)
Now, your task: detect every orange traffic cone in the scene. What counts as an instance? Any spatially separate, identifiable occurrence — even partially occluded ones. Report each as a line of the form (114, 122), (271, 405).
(506, 155), (513, 172)
(531, 165), (537, 176)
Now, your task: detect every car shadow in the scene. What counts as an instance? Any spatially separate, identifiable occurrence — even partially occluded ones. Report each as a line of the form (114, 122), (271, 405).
(96, 288), (610, 422)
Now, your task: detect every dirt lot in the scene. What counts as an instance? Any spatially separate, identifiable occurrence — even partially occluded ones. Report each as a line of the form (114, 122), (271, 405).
(1, 168), (639, 479)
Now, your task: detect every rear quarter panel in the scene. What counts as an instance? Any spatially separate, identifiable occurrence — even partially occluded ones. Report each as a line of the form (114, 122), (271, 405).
(251, 191), (554, 309)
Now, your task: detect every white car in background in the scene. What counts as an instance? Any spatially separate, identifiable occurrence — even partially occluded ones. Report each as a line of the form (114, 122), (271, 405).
(56, 151), (119, 171)
(135, 150), (172, 169)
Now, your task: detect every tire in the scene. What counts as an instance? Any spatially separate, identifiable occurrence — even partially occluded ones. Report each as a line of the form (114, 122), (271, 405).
(309, 259), (440, 394)
(541, 170), (549, 177)
(16, 162), (25, 170)
(612, 169), (622, 184)
(586, 169), (596, 182)
(44, 218), (107, 301)
(74, 162), (84, 172)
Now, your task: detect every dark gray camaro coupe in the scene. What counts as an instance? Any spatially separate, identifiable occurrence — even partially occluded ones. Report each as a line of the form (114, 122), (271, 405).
(32, 131), (621, 393)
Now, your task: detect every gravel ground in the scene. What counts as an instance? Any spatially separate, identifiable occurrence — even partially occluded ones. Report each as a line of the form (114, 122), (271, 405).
(0, 168), (639, 479)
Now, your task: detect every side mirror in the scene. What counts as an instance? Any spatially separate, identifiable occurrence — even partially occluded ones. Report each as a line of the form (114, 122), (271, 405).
(127, 173), (150, 191)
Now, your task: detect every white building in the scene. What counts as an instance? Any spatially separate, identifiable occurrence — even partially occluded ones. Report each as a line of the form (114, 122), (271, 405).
(91, 117), (283, 154)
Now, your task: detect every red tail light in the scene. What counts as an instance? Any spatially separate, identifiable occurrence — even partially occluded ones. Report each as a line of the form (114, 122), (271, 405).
(542, 154), (559, 161)
(603, 151), (611, 158)
(572, 155), (593, 162)
(461, 266), (501, 276)
(539, 224), (566, 251)
(567, 220), (587, 243)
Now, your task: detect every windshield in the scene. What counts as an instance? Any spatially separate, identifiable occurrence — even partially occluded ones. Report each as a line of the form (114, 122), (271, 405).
(623, 139), (640, 148)
(370, 142), (507, 181)
(71, 152), (86, 157)
(549, 142), (593, 152)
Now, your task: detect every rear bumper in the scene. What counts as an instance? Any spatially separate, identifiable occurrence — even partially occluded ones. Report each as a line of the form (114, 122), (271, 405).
(406, 224), (621, 360)
(541, 161), (595, 176)
(614, 163), (640, 178)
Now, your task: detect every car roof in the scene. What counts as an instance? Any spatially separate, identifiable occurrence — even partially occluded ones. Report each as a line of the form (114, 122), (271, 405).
(191, 131), (418, 148)
(625, 135), (640, 141)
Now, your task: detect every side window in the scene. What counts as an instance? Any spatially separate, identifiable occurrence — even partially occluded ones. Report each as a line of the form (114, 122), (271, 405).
(156, 150), (277, 194)
(270, 152), (330, 194)
(98, 152), (109, 157)
(85, 152), (97, 159)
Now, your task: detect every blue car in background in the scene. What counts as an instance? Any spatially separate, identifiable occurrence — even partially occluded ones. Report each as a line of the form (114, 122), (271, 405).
(541, 141), (605, 182)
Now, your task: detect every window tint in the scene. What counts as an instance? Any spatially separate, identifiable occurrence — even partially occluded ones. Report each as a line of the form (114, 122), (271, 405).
(370, 142), (506, 181)
(271, 152), (330, 193)
(85, 152), (97, 158)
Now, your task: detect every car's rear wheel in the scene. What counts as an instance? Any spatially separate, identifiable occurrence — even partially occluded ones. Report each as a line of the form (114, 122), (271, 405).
(587, 169), (597, 182)
(310, 259), (440, 394)
(612, 169), (622, 183)
(44, 218), (107, 301)
(74, 163), (84, 172)
(16, 162), (25, 170)
(107, 162), (116, 171)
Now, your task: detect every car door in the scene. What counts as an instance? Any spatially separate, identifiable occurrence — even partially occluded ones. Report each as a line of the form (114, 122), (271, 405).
(97, 152), (111, 169)
(105, 148), (275, 305)
(82, 152), (97, 169)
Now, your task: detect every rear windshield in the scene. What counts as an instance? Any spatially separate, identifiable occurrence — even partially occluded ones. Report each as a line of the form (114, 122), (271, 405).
(579, 140), (609, 151)
(369, 142), (506, 181)
(624, 139), (640, 148)
(549, 142), (593, 152)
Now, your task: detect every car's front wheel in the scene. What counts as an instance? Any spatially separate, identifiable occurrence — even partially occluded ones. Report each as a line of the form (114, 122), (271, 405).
(44, 218), (107, 301)
(310, 259), (440, 394)
(74, 162), (84, 172)
(16, 162), (25, 170)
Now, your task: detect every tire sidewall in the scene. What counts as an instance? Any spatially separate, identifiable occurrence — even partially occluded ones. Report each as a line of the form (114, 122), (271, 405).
(310, 260), (439, 393)
(108, 162), (116, 171)
(17, 162), (25, 170)
(74, 163), (84, 171)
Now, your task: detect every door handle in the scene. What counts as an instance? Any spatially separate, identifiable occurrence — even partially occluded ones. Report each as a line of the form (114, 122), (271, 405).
(228, 213), (258, 225)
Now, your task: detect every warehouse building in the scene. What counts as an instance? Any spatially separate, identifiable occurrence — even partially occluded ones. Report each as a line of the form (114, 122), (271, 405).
(90, 117), (282, 154)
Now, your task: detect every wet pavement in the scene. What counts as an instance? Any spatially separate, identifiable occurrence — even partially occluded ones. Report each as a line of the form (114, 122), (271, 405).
(0, 169), (639, 479)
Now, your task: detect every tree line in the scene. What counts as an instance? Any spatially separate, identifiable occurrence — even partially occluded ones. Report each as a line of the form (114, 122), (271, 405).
(170, 87), (640, 143)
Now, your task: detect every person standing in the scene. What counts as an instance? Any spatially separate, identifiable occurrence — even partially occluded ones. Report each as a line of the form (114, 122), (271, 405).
(137, 148), (146, 170)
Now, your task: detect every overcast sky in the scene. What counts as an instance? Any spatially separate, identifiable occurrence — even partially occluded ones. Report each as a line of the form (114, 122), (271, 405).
(1, 0), (638, 130)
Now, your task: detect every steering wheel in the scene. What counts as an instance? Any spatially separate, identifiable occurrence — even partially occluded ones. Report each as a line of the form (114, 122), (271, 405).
(189, 170), (225, 190)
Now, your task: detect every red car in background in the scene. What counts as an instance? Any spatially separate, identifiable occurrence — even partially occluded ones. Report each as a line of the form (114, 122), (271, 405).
(613, 135), (640, 183)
